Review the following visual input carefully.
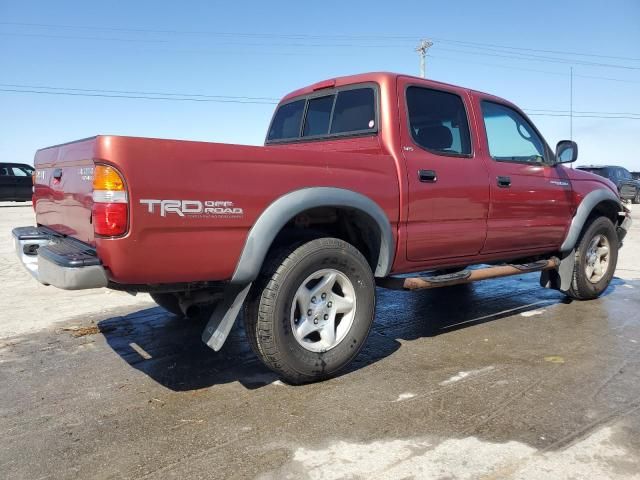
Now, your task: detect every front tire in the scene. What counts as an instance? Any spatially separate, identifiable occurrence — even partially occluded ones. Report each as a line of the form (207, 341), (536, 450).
(244, 237), (376, 384)
(566, 216), (618, 300)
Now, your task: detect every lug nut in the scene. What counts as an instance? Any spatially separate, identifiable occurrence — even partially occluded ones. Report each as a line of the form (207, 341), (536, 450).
(307, 309), (313, 316)
(324, 314), (329, 320)
(321, 293), (327, 300)
(327, 301), (332, 308)
(313, 318), (319, 324)
(311, 296), (316, 303)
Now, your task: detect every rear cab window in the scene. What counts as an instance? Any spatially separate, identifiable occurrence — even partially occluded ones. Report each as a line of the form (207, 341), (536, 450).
(266, 99), (305, 142)
(266, 84), (378, 144)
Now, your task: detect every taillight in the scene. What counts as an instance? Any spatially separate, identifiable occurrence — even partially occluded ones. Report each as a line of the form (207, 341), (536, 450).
(92, 165), (128, 236)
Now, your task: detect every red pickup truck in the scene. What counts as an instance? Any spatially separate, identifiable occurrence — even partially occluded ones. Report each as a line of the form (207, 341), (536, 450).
(14, 72), (632, 383)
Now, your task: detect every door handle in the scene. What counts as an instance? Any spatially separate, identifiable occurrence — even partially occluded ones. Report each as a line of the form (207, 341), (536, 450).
(418, 169), (437, 183)
(497, 176), (511, 188)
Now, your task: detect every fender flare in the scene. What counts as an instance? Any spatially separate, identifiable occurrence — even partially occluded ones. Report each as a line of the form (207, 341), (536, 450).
(231, 187), (395, 284)
(559, 188), (622, 253)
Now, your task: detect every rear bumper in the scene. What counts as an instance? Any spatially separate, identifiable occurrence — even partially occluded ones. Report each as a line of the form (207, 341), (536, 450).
(12, 226), (108, 290)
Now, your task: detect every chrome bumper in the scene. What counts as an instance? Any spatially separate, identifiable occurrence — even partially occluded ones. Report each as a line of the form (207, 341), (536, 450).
(618, 209), (633, 246)
(12, 226), (108, 290)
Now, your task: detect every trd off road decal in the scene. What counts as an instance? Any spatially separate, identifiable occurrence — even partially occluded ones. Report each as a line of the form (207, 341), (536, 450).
(139, 199), (243, 218)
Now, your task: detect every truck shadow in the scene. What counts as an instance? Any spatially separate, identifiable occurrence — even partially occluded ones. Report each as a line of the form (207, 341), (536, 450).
(98, 274), (628, 390)
(98, 309), (278, 391)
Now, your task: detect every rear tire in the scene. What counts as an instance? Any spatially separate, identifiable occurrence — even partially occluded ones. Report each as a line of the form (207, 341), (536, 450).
(244, 237), (376, 384)
(566, 216), (618, 300)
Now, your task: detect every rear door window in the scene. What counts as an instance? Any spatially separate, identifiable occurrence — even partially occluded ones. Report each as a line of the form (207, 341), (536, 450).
(267, 99), (305, 141)
(406, 86), (472, 156)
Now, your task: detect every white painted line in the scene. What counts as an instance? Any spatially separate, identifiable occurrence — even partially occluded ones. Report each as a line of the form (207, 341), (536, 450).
(440, 366), (495, 386)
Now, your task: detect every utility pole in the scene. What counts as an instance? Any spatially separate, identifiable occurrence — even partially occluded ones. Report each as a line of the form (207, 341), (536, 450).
(569, 67), (575, 168)
(415, 39), (433, 78)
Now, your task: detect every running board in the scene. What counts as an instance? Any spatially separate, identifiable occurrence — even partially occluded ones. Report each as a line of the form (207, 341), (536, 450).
(377, 257), (560, 291)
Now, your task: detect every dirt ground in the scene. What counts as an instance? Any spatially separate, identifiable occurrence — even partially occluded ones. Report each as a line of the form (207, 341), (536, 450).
(1, 202), (639, 479)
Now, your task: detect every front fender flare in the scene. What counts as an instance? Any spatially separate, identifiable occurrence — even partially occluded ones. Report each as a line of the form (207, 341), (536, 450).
(560, 188), (622, 252)
(231, 187), (395, 284)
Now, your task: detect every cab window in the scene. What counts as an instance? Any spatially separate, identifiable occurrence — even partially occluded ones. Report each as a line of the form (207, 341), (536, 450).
(303, 95), (334, 137)
(481, 101), (545, 163)
(330, 88), (376, 134)
(11, 166), (32, 176)
(266, 85), (377, 143)
(406, 86), (472, 156)
(267, 99), (305, 141)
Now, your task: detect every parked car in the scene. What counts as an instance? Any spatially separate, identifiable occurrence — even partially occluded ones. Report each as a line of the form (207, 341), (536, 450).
(13, 72), (632, 383)
(0, 162), (34, 201)
(632, 171), (640, 181)
(577, 165), (640, 204)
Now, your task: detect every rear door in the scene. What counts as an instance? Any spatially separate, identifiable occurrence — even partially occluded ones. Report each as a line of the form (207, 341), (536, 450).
(0, 164), (15, 199)
(477, 99), (574, 253)
(398, 79), (490, 261)
(10, 165), (34, 200)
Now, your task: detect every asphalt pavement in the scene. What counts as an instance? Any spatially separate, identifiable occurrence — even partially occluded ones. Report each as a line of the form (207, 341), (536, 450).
(1, 202), (639, 479)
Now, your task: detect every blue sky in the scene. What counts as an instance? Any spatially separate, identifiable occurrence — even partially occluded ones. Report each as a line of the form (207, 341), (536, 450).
(1, 0), (639, 170)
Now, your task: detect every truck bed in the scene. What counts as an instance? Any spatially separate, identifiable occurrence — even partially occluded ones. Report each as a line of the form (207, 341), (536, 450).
(33, 135), (399, 285)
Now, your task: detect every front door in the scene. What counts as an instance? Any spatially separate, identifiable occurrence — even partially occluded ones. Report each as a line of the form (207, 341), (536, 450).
(11, 165), (34, 200)
(399, 80), (490, 262)
(477, 100), (574, 253)
(0, 165), (15, 200)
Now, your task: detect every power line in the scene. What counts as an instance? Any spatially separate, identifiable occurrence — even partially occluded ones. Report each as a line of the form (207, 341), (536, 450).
(434, 46), (640, 71)
(428, 35), (640, 63)
(0, 83), (280, 101)
(4, 28), (638, 73)
(428, 54), (640, 84)
(1, 87), (639, 120)
(2, 20), (639, 62)
(0, 88), (278, 104)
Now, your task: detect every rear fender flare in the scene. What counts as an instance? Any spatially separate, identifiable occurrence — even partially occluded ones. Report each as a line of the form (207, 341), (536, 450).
(231, 187), (395, 284)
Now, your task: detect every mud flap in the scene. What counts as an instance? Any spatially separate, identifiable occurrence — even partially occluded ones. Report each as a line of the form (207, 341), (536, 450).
(201, 283), (252, 351)
(540, 249), (575, 293)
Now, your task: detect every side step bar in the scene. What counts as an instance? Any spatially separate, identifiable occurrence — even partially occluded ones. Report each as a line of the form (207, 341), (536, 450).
(377, 257), (560, 291)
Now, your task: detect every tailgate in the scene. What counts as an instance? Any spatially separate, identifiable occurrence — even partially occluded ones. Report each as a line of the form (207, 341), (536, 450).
(33, 137), (97, 245)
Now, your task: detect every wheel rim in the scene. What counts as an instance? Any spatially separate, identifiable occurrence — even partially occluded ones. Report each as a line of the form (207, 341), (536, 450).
(585, 234), (610, 284)
(290, 268), (356, 353)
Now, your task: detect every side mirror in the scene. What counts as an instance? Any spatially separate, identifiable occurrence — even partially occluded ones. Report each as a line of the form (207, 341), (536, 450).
(555, 140), (578, 164)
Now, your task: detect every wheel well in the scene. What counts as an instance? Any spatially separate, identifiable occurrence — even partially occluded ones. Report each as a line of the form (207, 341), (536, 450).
(270, 206), (382, 272)
(589, 199), (621, 226)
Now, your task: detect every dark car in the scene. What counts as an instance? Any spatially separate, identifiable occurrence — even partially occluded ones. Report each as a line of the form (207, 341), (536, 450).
(0, 163), (35, 201)
(633, 171), (640, 181)
(577, 165), (640, 204)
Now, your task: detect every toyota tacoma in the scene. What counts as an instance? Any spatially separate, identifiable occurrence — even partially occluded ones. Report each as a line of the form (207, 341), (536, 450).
(13, 72), (632, 383)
